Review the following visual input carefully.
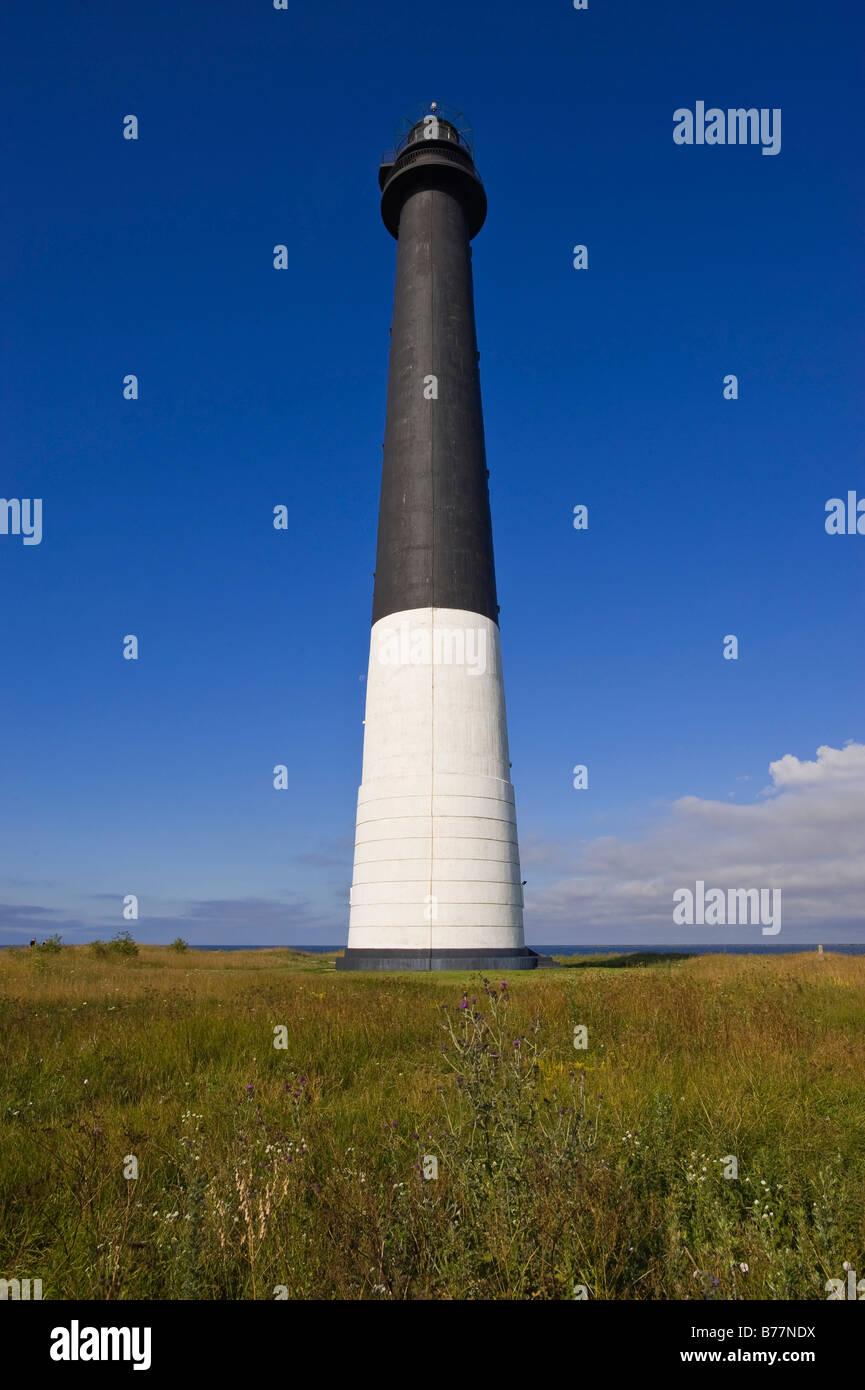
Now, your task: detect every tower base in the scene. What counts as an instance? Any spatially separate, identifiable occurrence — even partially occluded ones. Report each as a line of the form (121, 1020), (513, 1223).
(335, 946), (539, 972)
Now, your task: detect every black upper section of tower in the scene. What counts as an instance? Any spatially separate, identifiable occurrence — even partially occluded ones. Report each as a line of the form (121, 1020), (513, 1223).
(371, 112), (499, 627)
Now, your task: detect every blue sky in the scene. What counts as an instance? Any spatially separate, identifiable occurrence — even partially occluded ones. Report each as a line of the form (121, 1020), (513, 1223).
(2, 0), (863, 946)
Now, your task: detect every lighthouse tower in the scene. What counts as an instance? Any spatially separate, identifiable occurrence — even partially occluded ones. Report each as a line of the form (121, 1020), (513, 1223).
(337, 106), (535, 971)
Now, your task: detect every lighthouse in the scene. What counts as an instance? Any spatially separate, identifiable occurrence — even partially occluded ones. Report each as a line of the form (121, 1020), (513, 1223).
(337, 106), (536, 971)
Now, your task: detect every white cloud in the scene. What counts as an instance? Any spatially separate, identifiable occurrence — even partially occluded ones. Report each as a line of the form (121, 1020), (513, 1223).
(527, 742), (865, 940)
(766, 741), (865, 790)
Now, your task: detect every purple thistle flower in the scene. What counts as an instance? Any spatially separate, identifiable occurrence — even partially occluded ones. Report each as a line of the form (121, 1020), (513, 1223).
(245, 1083), (254, 1094)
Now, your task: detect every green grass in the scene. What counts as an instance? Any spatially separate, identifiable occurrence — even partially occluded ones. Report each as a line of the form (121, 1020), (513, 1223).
(1, 944), (862, 1299)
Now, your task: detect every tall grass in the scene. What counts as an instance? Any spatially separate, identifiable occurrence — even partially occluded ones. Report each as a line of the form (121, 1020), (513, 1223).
(0, 945), (862, 1299)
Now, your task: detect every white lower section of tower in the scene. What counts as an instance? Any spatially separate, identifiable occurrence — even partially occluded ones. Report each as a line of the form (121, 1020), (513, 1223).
(346, 607), (525, 951)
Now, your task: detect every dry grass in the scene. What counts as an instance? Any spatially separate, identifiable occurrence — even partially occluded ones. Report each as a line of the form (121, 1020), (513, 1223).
(1, 944), (862, 1299)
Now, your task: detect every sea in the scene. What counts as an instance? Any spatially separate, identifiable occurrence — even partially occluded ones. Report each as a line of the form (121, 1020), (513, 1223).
(5, 942), (862, 956)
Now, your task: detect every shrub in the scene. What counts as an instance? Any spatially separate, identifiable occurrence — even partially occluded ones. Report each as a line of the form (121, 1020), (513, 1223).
(107, 930), (139, 957)
(168, 937), (189, 953)
(36, 933), (62, 954)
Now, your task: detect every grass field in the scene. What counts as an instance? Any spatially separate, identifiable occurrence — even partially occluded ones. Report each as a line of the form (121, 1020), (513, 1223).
(1, 944), (862, 1300)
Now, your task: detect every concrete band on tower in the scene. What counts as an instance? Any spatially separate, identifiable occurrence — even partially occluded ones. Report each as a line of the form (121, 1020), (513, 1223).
(337, 110), (537, 972)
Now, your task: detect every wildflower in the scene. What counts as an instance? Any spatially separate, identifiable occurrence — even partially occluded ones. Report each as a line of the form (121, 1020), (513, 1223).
(843, 1261), (852, 1272)
(692, 1269), (700, 1280)
(246, 1083), (254, 1094)
(739, 1263), (749, 1274)
(513, 1040), (520, 1048)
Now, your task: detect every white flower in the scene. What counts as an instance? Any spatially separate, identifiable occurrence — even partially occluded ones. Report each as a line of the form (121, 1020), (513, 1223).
(739, 1263), (749, 1273)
